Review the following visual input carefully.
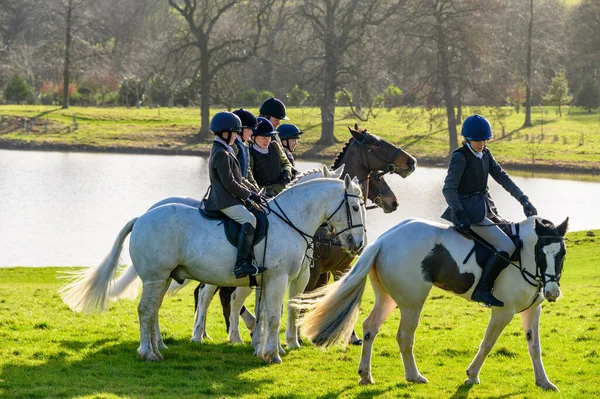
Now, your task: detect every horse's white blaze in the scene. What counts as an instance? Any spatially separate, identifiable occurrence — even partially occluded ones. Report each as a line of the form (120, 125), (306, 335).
(542, 242), (562, 301)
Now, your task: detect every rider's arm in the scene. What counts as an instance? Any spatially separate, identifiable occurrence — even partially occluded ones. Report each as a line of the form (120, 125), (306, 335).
(442, 151), (467, 212)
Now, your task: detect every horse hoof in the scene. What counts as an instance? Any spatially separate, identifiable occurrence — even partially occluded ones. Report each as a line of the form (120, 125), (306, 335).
(537, 381), (558, 391)
(358, 378), (375, 385)
(138, 351), (161, 361)
(190, 336), (203, 343)
(351, 339), (363, 346)
(465, 376), (480, 385)
(157, 341), (168, 350)
(278, 344), (286, 355)
(407, 375), (428, 384)
(286, 341), (301, 349)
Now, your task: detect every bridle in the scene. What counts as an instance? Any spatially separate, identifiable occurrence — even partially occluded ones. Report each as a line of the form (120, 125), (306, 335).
(260, 188), (365, 252)
(351, 133), (413, 175)
(366, 174), (394, 211)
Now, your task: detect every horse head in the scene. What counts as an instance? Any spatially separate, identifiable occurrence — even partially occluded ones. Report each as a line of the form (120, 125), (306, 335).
(347, 124), (417, 178)
(524, 216), (569, 302)
(325, 175), (367, 255)
(367, 172), (398, 213)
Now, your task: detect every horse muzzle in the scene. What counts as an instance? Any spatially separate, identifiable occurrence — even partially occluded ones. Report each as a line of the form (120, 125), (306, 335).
(543, 283), (561, 302)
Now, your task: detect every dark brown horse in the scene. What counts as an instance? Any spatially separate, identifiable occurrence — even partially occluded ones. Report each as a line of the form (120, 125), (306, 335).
(191, 125), (416, 345)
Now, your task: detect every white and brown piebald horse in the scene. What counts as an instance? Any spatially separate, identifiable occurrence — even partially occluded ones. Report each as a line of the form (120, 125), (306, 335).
(294, 216), (568, 390)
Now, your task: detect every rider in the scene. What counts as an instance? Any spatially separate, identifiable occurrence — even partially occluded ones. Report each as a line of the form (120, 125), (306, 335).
(249, 117), (293, 197)
(205, 111), (267, 279)
(441, 114), (538, 308)
(232, 108), (260, 190)
(276, 123), (303, 179)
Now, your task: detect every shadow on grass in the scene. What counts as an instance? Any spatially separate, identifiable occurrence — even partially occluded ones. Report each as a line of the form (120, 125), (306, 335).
(34, 107), (62, 119)
(0, 338), (274, 398)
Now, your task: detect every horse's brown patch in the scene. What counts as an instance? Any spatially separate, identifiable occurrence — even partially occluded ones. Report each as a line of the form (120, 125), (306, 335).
(421, 244), (475, 294)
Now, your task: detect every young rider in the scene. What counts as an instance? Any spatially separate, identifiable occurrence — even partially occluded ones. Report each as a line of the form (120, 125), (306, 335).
(204, 111), (266, 279)
(232, 108), (260, 190)
(249, 117), (293, 197)
(259, 97), (288, 144)
(276, 123), (303, 179)
(441, 114), (538, 307)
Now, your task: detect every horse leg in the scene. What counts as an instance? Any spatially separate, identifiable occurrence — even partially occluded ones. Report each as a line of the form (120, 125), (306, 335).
(396, 305), (428, 383)
(520, 304), (558, 391)
(251, 287), (263, 355)
(466, 309), (514, 385)
(191, 283), (217, 343)
(154, 279), (172, 351)
(286, 263), (310, 349)
(229, 287), (253, 343)
(137, 280), (168, 361)
(219, 286), (236, 334)
(260, 274), (288, 364)
(358, 269), (397, 385)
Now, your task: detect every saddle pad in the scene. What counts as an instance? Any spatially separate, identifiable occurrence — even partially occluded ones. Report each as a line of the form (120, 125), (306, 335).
(199, 206), (268, 247)
(459, 223), (522, 267)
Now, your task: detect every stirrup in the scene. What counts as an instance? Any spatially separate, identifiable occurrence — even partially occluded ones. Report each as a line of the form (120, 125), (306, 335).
(234, 262), (267, 279)
(471, 289), (504, 308)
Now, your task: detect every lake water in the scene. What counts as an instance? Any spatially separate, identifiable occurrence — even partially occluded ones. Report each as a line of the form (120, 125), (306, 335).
(0, 149), (597, 267)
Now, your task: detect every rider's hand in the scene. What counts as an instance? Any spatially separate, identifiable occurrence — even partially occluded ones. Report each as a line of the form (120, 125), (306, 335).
(454, 210), (471, 232)
(248, 192), (262, 203)
(280, 169), (292, 185)
(519, 195), (538, 217)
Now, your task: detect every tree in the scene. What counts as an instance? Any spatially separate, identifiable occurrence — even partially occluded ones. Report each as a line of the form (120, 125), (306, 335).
(397, 0), (492, 155)
(299, 0), (401, 145)
(167, 0), (274, 141)
(3, 71), (31, 103)
(574, 75), (600, 112)
(543, 70), (572, 116)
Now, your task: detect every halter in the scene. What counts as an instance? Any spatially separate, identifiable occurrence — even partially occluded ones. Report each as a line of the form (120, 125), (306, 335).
(351, 133), (412, 174)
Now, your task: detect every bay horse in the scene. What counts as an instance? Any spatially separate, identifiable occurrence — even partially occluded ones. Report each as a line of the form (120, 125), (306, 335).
(60, 176), (367, 364)
(294, 216), (568, 390)
(193, 125), (417, 345)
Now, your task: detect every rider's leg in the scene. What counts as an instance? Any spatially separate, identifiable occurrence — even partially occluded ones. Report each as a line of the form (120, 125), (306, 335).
(469, 218), (516, 307)
(221, 205), (266, 278)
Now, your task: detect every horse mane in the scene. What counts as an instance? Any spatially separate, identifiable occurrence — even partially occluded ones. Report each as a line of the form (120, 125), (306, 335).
(332, 138), (353, 169)
(289, 167), (323, 186)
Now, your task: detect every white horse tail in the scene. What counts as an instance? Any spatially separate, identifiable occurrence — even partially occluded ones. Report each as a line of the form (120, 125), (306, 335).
(295, 242), (381, 347)
(108, 264), (141, 301)
(60, 217), (138, 312)
(166, 279), (191, 295)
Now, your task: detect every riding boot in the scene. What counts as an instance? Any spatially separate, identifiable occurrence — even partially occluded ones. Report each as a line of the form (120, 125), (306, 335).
(234, 223), (267, 279)
(471, 251), (510, 307)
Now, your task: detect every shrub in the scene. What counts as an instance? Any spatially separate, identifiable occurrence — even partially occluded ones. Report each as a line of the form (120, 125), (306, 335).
(3, 72), (31, 104)
(382, 84), (404, 108)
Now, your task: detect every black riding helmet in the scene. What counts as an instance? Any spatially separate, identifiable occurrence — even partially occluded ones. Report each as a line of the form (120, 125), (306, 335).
(259, 97), (289, 120)
(252, 117), (277, 137)
(232, 108), (259, 130)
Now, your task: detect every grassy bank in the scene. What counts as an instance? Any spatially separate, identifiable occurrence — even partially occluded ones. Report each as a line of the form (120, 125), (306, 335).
(1, 105), (599, 173)
(0, 229), (598, 398)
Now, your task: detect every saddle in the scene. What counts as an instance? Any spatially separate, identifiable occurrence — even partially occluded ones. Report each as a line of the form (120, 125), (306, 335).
(458, 222), (522, 268)
(199, 203), (269, 247)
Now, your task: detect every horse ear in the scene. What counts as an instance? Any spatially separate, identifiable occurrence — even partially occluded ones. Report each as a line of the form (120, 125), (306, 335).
(322, 165), (331, 177)
(349, 126), (364, 142)
(557, 217), (569, 237)
(344, 174), (352, 189)
(332, 164), (345, 178)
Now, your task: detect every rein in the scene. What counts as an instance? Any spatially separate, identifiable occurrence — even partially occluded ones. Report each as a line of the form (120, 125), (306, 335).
(259, 189), (364, 256)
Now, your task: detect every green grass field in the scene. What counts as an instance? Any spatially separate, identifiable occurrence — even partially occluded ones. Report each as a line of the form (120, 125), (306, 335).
(0, 229), (598, 398)
(1, 105), (600, 171)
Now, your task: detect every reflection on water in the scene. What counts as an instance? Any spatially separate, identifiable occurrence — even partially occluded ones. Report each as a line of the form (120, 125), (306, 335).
(0, 149), (598, 266)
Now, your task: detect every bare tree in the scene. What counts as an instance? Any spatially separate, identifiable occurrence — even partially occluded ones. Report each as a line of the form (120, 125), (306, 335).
(299, 0), (402, 145)
(168, 0), (274, 140)
(398, 0), (492, 156)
